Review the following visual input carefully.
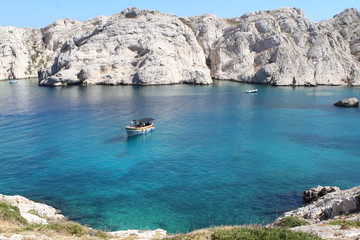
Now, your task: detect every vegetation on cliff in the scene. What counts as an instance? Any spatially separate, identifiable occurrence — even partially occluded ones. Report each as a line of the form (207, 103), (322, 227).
(168, 226), (321, 240)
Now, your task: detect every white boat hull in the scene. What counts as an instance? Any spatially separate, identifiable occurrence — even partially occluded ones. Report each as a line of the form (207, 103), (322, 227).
(125, 126), (155, 136)
(246, 89), (258, 93)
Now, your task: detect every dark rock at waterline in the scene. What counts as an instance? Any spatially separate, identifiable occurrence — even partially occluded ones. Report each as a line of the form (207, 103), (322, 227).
(334, 97), (359, 107)
(303, 185), (340, 204)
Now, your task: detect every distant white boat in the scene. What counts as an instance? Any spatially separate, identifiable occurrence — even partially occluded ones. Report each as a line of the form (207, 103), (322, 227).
(9, 80), (17, 84)
(246, 89), (258, 93)
(125, 118), (155, 137)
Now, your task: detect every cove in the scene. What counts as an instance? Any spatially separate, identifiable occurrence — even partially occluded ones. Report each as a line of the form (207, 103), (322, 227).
(0, 79), (359, 233)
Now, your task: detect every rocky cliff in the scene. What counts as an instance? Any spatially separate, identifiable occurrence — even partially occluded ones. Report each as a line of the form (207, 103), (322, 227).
(272, 185), (360, 239)
(0, 7), (359, 86)
(206, 8), (360, 86)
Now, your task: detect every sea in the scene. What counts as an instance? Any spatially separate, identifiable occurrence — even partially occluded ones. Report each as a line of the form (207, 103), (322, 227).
(0, 79), (359, 233)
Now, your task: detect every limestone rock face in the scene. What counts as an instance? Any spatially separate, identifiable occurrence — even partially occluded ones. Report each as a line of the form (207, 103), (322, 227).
(39, 8), (212, 86)
(0, 27), (44, 80)
(274, 185), (360, 224)
(272, 185), (360, 240)
(1, 7), (360, 86)
(303, 185), (340, 203)
(207, 7), (360, 86)
(0, 194), (65, 224)
(183, 15), (231, 68)
(334, 97), (359, 107)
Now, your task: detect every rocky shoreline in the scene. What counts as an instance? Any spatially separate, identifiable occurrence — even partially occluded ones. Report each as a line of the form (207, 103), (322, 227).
(272, 185), (360, 239)
(0, 7), (359, 86)
(1, 185), (359, 239)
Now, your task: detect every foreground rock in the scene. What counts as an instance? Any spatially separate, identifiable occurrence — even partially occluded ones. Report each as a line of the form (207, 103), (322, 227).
(0, 194), (167, 240)
(275, 186), (360, 224)
(303, 185), (340, 203)
(292, 219), (360, 240)
(1, 188), (360, 239)
(110, 229), (167, 239)
(334, 97), (360, 107)
(1, 7), (360, 86)
(274, 185), (360, 239)
(0, 194), (64, 224)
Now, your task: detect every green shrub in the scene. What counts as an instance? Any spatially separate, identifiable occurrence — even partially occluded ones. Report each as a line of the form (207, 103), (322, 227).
(49, 222), (86, 236)
(278, 216), (308, 228)
(96, 230), (110, 239)
(65, 222), (85, 236)
(211, 226), (321, 240)
(22, 222), (86, 237)
(0, 201), (28, 225)
(329, 220), (360, 228)
(225, 19), (241, 27)
(28, 209), (41, 217)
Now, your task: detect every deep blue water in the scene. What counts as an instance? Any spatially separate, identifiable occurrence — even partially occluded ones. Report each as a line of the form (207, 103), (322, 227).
(0, 79), (359, 233)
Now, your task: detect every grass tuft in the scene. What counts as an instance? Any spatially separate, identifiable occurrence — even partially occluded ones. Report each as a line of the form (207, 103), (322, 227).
(329, 220), (360, 228)
(96, 230), (110, 239)
(0, 201), (28, 225)
(28, 209), (41, 217)
(22, 221), (87, 237)
(278, 216), (308, 228)
(169, 226), (321, 240)
(211, 226), (321, 240)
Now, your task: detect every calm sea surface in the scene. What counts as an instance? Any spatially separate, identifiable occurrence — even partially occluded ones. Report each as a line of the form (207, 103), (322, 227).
(0, 79), (359, 233)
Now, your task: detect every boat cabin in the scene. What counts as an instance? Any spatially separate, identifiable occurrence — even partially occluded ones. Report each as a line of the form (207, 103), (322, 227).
(130, 118), (155, 128)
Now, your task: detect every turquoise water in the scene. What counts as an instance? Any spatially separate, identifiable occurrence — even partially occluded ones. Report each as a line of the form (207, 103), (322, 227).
(0, 79), (359, 233)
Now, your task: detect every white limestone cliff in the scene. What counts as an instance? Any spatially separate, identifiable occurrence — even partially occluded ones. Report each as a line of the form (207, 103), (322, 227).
(39, 8), (211, 86)
(0, 194), (65, 224)
(0, 27), (44, 80)
(207, 7), (360, 86)
(0, 7), (359, 86)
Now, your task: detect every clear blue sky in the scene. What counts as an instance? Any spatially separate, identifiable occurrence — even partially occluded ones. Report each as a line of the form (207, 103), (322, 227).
(1, 0), (359, 28)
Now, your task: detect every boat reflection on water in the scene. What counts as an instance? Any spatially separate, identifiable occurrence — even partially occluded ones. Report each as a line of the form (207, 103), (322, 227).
(125, 132), (152, 144)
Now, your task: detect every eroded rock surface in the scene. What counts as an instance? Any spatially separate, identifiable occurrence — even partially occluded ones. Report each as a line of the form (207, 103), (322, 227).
(303, 185), (340, 203)
(207, 8), (360, 86)
(273, 186), (360, 240)
(0, 7), (359, 86)
(0, 194), (64, 224)
(39, 8), (211, 86)
(334, 97), (359, 107)
(0, 27), (44, 80)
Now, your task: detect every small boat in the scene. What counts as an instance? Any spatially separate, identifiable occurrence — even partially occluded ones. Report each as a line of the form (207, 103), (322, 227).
(125, 118), (155, 136)
(246, 89), (258, 93)
(9, 80), (17, 84)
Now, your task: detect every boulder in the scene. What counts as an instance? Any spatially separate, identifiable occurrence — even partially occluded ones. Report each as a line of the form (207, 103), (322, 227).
(303, 185), (340, 203)
(334, 97), (359, 107)
(273, 185), (360, 225)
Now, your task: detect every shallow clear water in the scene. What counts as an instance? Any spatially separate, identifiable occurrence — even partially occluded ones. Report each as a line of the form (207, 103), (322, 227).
(0, 79), (359, 233)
